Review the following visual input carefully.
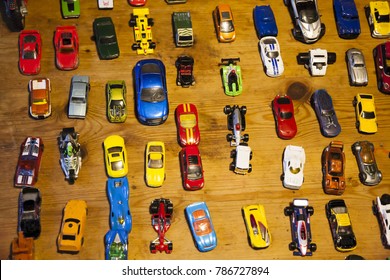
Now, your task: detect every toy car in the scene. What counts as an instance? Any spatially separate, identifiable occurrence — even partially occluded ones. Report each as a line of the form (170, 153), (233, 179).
(145, 141), (165, 188)
(346, 48), (368, 86)
(242, 204), (271, 249)
(373, 41), (390, 94)
(282, 145), (305, 190)
(4, 0), (28, 31)
(149, 198), (173, 253)
(129, 0), (146, 6)
(272, 94), (297, 140)
(353, 93), (377, 134)
(103, 135), (128, 178)
(14, 137), (44, 187)
(224, 105), (248, 146)
(310, 89), (341, 137)
(219, 58), (242, 96)
(57, 199), (88, 253)
(351, 141), (382, 186)
(11, 231), (34, 260)
(284, 199), (317, 256)
(98, 0), (113, 9)
(172, 12), (194, 47)
(28, 78), (51, 119)
(284, 0), (325, 44)
(58, 127), (82, 184)
(61, 0), (80, 19)
(179, 145), (204, 191)
(333, 0), (361, 39)
(107, 177), (132, 233)
(230, 144), (252, 175)
(106, 80), (127, 123)
(104, 229), (128, 260)
(175, 103), (200, 146)
(93, 17), (120, 60)
(259, 36), (284, 77)
(372, 194), (390, 247)
(134, 59), (169, 125)
(129, 8), (156, 55)
(326, 199), (357, 252)
(175, 56), (195, 87)
(185, 201), (217, 252)
(54, 25), (79, 70)
(253, 5), (278, 38)
(213, 4), (236, 42)
(19, 30), (41, 75)
(322, 141), (346, 195)
(365, 1), (390, 38)
(68, 75), (90, 119)
(18, 186), (41, 239)
(297, 49), (336, 76)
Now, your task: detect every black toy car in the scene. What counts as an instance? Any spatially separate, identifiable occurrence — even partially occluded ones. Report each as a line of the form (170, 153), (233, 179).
(175, 55), (195, 87)
(18, 186), (41, 238)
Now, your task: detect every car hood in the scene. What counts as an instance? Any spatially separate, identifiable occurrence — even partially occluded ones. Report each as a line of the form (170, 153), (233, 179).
(68, 102), (86, 118)
(138, 99), (168, 120)
(98, 42), (119, 59)
(352, 67), (368, 84)
(299, 20), (321, 40)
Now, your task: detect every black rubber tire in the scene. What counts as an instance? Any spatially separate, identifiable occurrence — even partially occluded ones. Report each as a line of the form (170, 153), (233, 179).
(297, 53), (310, 65)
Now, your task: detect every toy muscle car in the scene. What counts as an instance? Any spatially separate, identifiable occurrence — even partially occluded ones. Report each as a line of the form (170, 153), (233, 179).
(145, 141), (166, 188)
(106, 80), (127, 123)
(219, 58), (242, 96)
(346, 48), (368, 86)
(19, 30), (41, 75)
(58, 127), (82, 184)
(372, 194), (390, 247)
(242, 204), (271, 249)
(175, 103), (200, 146)
(150, 198), (173, 253)
(224, 105), (248, 146)
(61, 0), (80, 19)
(107, 177), (132, 233)
(322, 141), (346, 195)
(68, 75), (90, 119)
(179, 145), (204, 191)
(54, 25), (79, 70)
(28, 78), (51, 119)
(18, 187), (41, 238)
(93, 17), (120, 60)
(272, 94), (297, 140)
(333, 0), (361, 39)
(282, 145), (305, 190)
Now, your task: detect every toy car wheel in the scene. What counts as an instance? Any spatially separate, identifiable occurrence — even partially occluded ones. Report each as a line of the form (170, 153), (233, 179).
(359, 172), (367, 184)
(226, 134), (233, 142)
(191, 80), (196, 86)
(168, 242), (173, 251)
(229, 162), (235, 171)
(297, 53), (310, 65)
(177, 80), (181, 86)
(307, 206), (314, 216)
(150, 243), (156, 252)
(248, 164), (252, 173)
(288, 242), (296, 251)
(224, 105), (232, 115)
(249, 151), (253, 160)
(150, 42), (156, 49)
(131, 44), (139, 51)
(243, 134), (249, 142)
(310, 243), (317, 252)
(381, 194), (390, 205)
(378, 79), (383, 92)
(284, 206), (293, 216)
(372, 204), (378, 215)
(241, 106), (247, 115)
(150, 201), (159, 214)
(230, 149), (236, 158)
(327, 53), (336, 64)
(68, 170), (76, 185)
(352, 98), (357, 107)
(165, 202), (173, 215)
(147, 18), (154, 26)
(284, 0), (289, 6)
(129, 17), (137, 27)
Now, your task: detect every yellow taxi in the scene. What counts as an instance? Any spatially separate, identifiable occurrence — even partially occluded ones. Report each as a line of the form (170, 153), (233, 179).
(145, 141), (165, 187)
(104, 135), (128, 178)
(242, 204), (271, 249)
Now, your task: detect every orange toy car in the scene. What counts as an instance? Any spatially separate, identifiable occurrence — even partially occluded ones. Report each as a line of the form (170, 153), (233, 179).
(213, 4), (236, 42)
(322, 141), (346, 195)
(11, 231), (34, 260)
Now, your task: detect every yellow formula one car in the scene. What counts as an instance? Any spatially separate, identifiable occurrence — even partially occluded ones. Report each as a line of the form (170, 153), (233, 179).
(129, 8), (156, 55)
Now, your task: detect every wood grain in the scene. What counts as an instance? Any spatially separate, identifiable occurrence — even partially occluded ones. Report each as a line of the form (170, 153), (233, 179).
(0, 0), (389, 260)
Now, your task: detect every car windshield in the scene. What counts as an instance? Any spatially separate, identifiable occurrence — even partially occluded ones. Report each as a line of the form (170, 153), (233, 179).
(187, 164), (202, 180)
(374, 10), (390, 23)
(148, 154), (163, 169)
(297, 1), (319, 23)
(361, 111), (375, 119)
(221, 20), (234, 32)
(23, 200), (35, 211)
(110, 100), (125, 108)
(360, 146), (374, 164)
(337, 225), (353, 235)
(23, 50), (37, 60)
(111, 160), (124, 171)
(71, 96), (86, 104)
(141, 87), (166, 103)
(280, 111), (292, 119)
(100, 35), (116, 45)
(180, 114), (196, 128)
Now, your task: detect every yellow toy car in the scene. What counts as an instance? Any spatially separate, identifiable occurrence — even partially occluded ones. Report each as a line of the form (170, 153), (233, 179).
(366, 1), (390, 38)
(129, 8), (156, 55)
(145, 141), (165, 187)
(353, 93), (378, 134)
(106, 80), (127, 123)
(104, 135), (128, 178)
(242, 204), (271, 249)
(57, 200), (87, 253)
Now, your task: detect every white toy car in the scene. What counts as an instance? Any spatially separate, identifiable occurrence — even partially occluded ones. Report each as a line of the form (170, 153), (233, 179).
(297, 49), (336, 76)
(373, 194), (390, 247)
(282, 145), (305, 189)
(98, 0), (113, 9)
(229, 144), (252, 175)
(224, 105), (249, 146)
(259, 36), (284, 77)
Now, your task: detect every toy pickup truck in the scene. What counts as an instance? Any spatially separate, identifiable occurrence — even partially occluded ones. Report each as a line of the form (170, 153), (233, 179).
(129, 8), (156, 55)
(172, 12), (193, 47)
(297, 49), (336, 76)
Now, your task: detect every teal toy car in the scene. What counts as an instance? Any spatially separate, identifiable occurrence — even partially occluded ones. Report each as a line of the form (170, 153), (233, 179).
(219, 58), (242, 96)
(61, 0), (80, 19)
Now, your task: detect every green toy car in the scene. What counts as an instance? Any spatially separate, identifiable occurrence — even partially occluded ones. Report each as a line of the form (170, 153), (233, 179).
(61, 0), (80, 19)
(106, 80), (127, 123)
(219, 58), (243, 96)
(93, 17), (120, 60)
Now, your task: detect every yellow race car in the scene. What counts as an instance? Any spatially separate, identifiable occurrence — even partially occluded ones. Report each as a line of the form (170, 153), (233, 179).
(145, 141), (165, 187)
(104, 135), (128, 178)
(242, 204), (271, 249)
(129, 8), (156, 55)
(353, 93), (378, 134)
(366, 1), (390, 38)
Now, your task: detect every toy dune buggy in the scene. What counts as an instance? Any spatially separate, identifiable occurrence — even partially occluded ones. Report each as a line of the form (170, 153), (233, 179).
(58, 127), (82, 184)
(150, 198), (173, 253)
(219, 58), (243, 96)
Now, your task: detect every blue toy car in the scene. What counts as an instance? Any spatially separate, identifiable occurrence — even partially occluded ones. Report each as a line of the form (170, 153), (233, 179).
(107, 177), (132, 233)
(105, 229), (128, 260)
(333, 0), (360, 39)
(185, 202), (217, 252)
(253, 5), (278, 38)
(134, 59), (169, 125)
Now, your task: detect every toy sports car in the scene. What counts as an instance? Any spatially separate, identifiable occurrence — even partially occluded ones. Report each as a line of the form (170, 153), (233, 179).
(326, 199), (357, 251)
(272, 94), (297, 140)
(282, 145), (305, 190)
(185, 201), (217, 252)
(28, 78), (51, 119)
(179, 145), (204, 191)
(373, 41), (390, 94)
(106, 80), (127, 123)
(213, 4), (236, 42)
(242, 204), (271, 249)
(68, 75), (90, 119)
(372, 194), (390, 248)
(259, 36), (284, 77)
(219, 58), (242, 96)
(134, 59), (169, 125)
(351, 141), (382, 186)
(224, 105), (248, 146)
(175, 56), (195, 87)
(353, 93), (377, 134)
(19, 30), (41, 75)
(103, 135), (128, 178)
(333, 0), (361, 39)
(54, 25), (79, 70)
(253, 5), (278, 38)
(93, 17), (120, 60)
(346, 48), (368, 86)
(61, 0), (80, 19)
(58, 127), (82, 184)
(284, 199), (316, 256)
(107, 177), (132, 233)
(175, 103), (200, 146)
(365, 1), (390, 38)
(322, 141), (346, 195)
(18, 186), (41, 239)
(14, 137), (44, 187)
(105, 229), (128, 260)
(129, 8), (156, 55)
(145, 141), (165, 188)
(150, 198), (173, 253)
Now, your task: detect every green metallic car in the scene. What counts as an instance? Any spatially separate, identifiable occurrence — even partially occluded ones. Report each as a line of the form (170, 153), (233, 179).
(93, 17), (120, 60)
(61, 0), (80, 19)
(106, 80), (127, 123)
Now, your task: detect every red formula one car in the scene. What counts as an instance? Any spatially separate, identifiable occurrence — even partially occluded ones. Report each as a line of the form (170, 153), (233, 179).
(272, 94), (297, 140)
(175, 103), (200, 146)
(149, 198), (173, 253)
(19, 30), (41, 75)
(179, 145), (204, 191)
(54, 25), (79, 70)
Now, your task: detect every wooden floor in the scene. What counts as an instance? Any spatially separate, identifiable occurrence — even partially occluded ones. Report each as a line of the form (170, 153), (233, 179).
(1, 0), (389, 260)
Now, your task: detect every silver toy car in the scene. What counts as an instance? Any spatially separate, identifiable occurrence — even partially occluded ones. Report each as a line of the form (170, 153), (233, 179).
(346, 48), (368, 86)
(68, 75), (90, 119)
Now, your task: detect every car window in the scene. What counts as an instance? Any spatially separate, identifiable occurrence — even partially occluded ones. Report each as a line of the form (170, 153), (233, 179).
(141, 87), (166, 103)
(193, 218), (212, 236)
(297, 2), (319, 23)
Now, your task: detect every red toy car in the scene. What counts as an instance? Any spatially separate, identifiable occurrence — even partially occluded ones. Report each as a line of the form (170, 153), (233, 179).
(272, 94), (297, 139)
(373, 41), (390, 94)
(15, 137), (44, 187)
(54, 26), (79, 70)
(129, 0), (146, 6)
(19, 30), (41, 75)
(175, 103), (200, 146)
(149, 198), (173, 253)
(179, 145), (204, 191)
